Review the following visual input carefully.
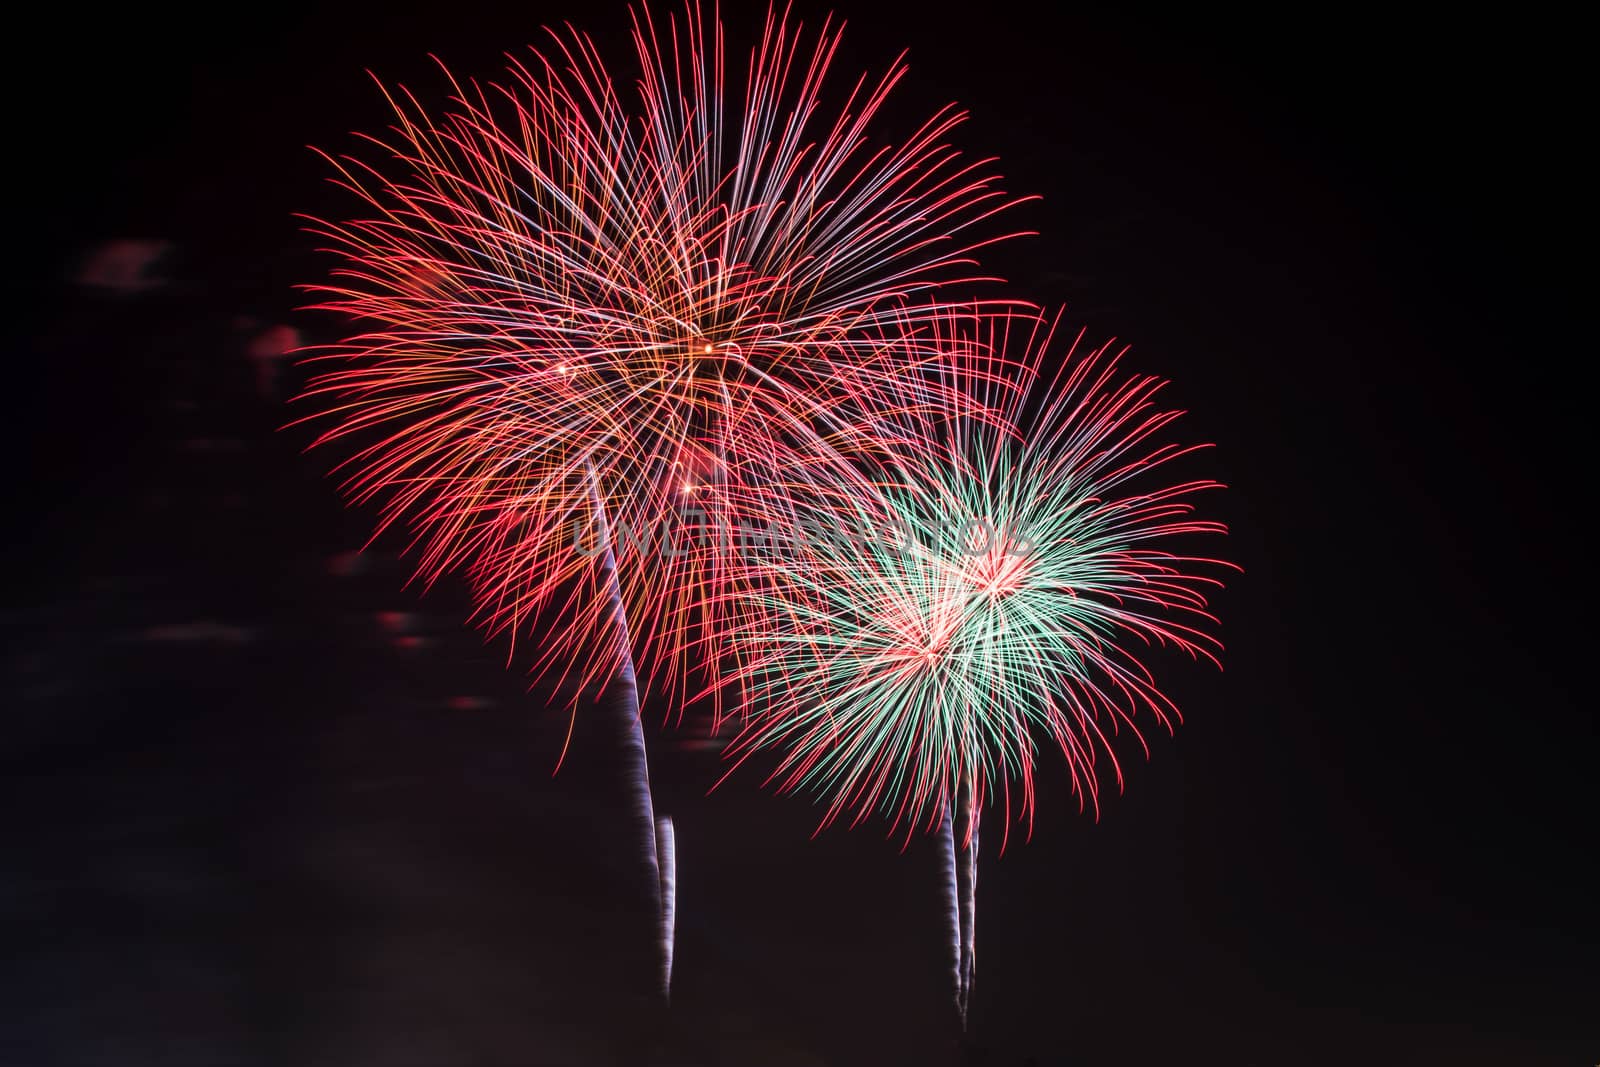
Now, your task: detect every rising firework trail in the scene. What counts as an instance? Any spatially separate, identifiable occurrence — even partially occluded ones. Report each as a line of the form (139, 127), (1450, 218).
(937, 804), (962, 1022)
(587, 462), (669, 995)
(937, 776), (977, 1028)
(294, 2), (1029, 999)
(656, 816), (676, 998)
(934, 773), (979, 1027)
(719, 309), (1232, 1029)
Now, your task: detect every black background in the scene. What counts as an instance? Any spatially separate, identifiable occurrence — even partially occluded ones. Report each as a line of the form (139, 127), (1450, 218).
(6, 4), (1592, 1065)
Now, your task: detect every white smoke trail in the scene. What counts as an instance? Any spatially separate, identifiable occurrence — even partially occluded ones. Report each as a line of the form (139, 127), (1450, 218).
(587, 463), (673, 1000)
(956, 778), (979, 1029)
(656, 816), (676, 998)
(940, 806), (962, 1020)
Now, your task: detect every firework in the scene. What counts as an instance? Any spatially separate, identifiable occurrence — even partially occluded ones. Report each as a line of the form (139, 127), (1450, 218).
(297, 2), (1028, 710)
(719, 310), (1231, 1023)
(295, 2), (1028, 1000)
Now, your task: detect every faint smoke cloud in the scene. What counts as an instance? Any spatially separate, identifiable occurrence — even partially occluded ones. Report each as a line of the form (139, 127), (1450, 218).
(134, 621), (255, 645)
(246, 323), (300, 397)
(327, 550), (369, 578)
(78, 240), (171, 291)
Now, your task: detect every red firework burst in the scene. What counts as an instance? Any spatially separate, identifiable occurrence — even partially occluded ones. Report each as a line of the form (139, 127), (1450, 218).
(293, 3), (1032, 723)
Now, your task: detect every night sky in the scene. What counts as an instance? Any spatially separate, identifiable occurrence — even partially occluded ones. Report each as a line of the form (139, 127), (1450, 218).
(7, 4), (1593, 1065)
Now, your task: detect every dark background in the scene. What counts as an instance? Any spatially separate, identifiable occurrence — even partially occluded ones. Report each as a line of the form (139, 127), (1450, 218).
(6, 4), (1592, 1065)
